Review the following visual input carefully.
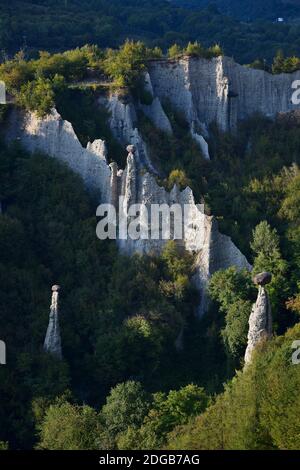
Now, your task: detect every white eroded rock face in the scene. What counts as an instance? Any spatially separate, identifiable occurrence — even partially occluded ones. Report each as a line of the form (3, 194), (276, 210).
(104, 91), (210, 169)
(190, 124), (210, 160)
(12, 107), (251, 316)
(244, 286), (272, 365)
(115, 151), (251, 315)
(148, 56), (300, 132)
(44, 286), (62, 359)
(20, 109), (112, 202)
(193, 217), (251, 315)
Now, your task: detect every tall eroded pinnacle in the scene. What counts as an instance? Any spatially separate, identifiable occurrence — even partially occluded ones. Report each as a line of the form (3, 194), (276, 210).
(43, 285), (62, 359)
(244, 272), (272, 365)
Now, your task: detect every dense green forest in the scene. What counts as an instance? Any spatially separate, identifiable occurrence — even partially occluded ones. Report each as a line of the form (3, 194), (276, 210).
(0, 70), (300, 447)
(2, 0), (300, 64)
(0, 4), (300, 450)
(172, 0), (300, 21)
(167, 322), (300, 449)
(0, 133), (214, 448)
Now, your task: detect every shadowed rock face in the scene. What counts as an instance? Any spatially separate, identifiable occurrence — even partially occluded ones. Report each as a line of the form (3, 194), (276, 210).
(244, 281), (273, 365)
(44, 285), (62, 359)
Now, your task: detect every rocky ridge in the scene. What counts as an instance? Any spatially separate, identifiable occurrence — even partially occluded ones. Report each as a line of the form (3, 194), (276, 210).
(10, 54), (297, 316)
(9, 104), (250, 316)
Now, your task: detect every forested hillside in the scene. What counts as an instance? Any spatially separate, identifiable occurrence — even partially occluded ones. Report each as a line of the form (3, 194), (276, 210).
(0, 42), (300, 449)
(167, 322), (300, 449)
(171, 0), (300, 20)
(1, 114), (299, 449)
(0, 0), (300, 450)
(2, 0), (300, 63)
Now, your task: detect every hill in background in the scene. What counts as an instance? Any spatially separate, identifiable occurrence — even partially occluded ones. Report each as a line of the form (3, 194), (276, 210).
(1, 1), (300, 63)
(170, 0), (300, 21)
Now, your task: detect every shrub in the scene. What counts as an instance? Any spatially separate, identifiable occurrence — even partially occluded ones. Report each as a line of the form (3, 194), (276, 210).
(166, 169), (191, 190)
(17, 77), (55, 117)
(168, 44), (184, 59)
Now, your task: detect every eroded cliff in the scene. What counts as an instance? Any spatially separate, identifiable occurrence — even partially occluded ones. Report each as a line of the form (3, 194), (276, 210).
(148, 56), (300, 132)
(8, 105), (250, 316)
(13, 56), (295, 315)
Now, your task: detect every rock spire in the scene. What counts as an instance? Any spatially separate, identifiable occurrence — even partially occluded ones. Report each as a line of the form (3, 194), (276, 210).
(244, 272), (272, 365)
(43, 285), (62, 359)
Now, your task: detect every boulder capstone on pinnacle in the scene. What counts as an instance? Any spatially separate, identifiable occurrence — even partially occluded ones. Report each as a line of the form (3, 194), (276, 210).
(43, 285), (62, 359)
(253, 272), (272, 286)
(244, 272), (273, 365)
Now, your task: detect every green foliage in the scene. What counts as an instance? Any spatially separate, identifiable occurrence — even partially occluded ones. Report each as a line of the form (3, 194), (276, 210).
(168, 42), (223, 59)
(209, 268), (255, 359)
(287, 291), (300, 315)
(17, 77), (55, 117)
(101, 381), (150, 447)
(138, 107), (209, 201)
(103, 40), (157, 91)
(166, 169), (191, 191)
(0, 54), (34, 93)
(161, 241), (193, 280)
(221, 299), (253, 360)
(279, 168), (300, 278)
(185, 41), (204, 57)
(118, 384), (209, 449)
(0, 45), (101, 94)
(167, 323), (300, 450)
(92, 243), (197, 391)
(204, 117), (300, 283)
(0, 139), (199, 449)
(56, 88), (126, 166)
(206, 44), (223, 58)
(168, 44), (184, 59)
(251, 221), (284, 269)
(0, 140), (117, 447)
(37, 399), (101, 450)
(1, 10), (300, 450)
(272, 49), (300, 74)
(2, 1), (300, 66)
(251, 221), (288, 311)
(0, 38), (224, 118)
(248, 59), (269, 71)
(140, 385), (209, 449)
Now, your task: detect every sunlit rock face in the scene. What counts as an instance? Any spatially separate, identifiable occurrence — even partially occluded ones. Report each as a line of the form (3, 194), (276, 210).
(244, 274), (273, 365)
(15, 109), (112, 203)
(148, 56), (300, 132)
